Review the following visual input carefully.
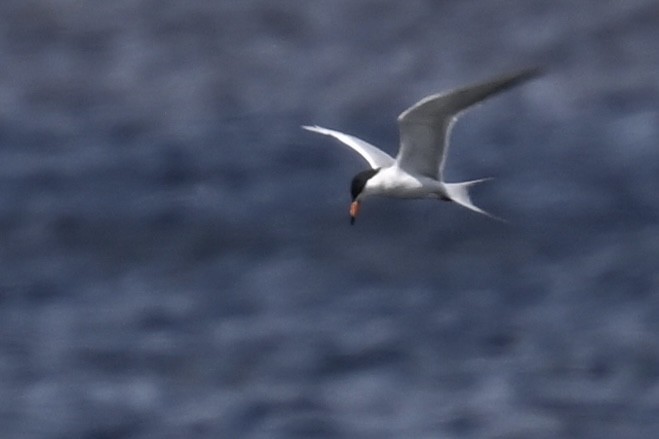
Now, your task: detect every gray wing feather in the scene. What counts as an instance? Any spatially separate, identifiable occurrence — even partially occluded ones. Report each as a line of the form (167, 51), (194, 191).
(396, 68), (541, 179)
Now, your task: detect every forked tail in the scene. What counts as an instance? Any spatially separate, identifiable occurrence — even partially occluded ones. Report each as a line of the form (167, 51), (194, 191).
(444, 179), (505, 222)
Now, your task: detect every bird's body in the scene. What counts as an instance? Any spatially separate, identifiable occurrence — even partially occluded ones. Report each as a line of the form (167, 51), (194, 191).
(362, 166), (445, 199)
(303, 68), (540, 224)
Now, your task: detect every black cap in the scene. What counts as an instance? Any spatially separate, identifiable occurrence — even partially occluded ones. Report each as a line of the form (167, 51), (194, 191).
(350, 168), (379, 200)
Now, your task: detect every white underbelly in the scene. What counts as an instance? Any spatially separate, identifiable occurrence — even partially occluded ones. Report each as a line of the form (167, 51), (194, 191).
(368, 168), (444, 199)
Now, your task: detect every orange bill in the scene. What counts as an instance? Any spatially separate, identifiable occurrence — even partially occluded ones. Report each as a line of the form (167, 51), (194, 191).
(349, 201), (360, 225)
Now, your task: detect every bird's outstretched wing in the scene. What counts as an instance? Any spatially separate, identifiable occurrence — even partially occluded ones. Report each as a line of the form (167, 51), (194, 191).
(396, 68), (541, 179)
(302, 125), (395, 169)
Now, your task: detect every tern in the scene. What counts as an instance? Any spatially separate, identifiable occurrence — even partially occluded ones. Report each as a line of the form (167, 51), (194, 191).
(303, 68), (540, 224)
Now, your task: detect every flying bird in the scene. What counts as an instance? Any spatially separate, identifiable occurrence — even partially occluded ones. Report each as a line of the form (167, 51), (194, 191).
(303, 68), (540, 225)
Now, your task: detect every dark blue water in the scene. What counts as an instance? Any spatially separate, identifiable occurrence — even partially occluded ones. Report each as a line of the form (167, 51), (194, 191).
(1, 1), (658, 437)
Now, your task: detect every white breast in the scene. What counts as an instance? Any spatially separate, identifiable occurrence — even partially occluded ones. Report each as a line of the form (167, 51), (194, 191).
(363, 166), (444, 199)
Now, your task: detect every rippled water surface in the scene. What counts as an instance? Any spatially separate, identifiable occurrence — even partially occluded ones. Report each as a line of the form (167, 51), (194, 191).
(1, 1), (658, 438)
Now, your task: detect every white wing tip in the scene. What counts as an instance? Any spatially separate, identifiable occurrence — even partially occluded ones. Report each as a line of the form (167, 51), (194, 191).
(302, 125), (325, 133)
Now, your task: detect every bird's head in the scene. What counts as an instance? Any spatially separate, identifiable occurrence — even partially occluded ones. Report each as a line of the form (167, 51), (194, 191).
(349, 168), (380, 225)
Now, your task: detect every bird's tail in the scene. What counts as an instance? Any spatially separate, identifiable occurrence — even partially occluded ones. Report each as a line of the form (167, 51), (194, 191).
(444, 179), (505, 222)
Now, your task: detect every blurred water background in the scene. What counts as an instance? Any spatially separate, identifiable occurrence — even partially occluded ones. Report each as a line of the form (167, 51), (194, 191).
(1, 1), (658, 438)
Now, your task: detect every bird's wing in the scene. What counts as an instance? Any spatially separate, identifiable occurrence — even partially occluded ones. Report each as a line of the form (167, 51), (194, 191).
(396, 68), (541, 179)
(302, 125), (395, 169)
